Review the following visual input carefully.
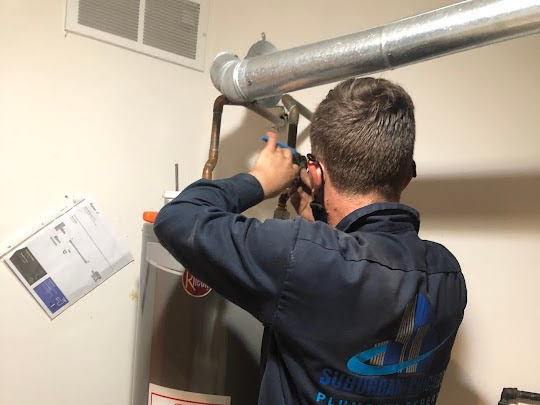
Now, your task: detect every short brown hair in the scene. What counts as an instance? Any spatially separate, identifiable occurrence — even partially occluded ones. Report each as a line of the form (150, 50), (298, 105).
(310, 77), (415, 200)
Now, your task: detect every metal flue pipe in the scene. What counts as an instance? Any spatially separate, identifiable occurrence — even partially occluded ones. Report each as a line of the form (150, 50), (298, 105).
(211, 0), (540, 103)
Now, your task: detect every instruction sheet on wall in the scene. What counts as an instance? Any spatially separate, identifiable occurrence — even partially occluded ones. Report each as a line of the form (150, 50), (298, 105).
(0, 196), (133, 319)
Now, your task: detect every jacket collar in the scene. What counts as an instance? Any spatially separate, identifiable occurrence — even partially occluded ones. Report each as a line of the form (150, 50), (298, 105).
(335, 203), (420, 234)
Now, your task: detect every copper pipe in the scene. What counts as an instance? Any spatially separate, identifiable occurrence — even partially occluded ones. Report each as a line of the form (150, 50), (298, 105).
(286, 105), (299, 147)
(203, 95), (229, 180)
(274, 97), (301, 220)
(282, 94), (313, 121)
(202, 96), (288, 180)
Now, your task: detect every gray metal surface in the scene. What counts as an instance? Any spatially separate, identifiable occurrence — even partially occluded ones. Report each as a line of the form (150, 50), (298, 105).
(211, 0), (540, 102)
(244, 36), (282, 107)
(131, 223), (262, 405)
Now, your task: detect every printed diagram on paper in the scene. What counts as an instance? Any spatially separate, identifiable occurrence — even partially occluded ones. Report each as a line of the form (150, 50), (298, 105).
(0, 197), (133, 318)
(148, 383), (231, 405)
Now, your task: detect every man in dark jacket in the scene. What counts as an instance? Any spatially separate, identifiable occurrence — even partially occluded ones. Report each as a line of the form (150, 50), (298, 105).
(154, 77), (467, 405)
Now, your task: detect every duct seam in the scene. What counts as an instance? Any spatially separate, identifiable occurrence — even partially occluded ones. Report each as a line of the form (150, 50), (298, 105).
(379, 28), (392, 71)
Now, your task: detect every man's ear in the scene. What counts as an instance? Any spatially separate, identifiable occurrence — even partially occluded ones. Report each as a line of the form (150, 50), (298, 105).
(307, 160), (324, 194)
(401, 160), (416, 190)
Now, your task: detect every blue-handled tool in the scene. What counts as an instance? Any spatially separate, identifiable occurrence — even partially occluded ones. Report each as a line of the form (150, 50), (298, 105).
(261, 136), (307, 168)
(262, 135), (298, 155)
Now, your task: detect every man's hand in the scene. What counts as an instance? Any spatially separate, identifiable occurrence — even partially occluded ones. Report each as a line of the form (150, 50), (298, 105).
(289, 168), (315, 222)
(249, 132), (299, 199)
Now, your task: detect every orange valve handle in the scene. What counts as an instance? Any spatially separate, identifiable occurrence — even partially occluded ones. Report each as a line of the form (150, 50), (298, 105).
(143, 211), (158, 223)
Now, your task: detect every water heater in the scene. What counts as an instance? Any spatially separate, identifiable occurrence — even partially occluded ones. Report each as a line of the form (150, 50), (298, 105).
(131, 215), (263, 405)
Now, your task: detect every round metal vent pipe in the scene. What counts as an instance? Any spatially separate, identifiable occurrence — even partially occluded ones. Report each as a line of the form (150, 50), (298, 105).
(210, 0), (540, 103)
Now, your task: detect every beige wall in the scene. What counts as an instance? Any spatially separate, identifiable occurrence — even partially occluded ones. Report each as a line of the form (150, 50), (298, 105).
(1, 0), (539, 404)
(0, 1), (212, 404)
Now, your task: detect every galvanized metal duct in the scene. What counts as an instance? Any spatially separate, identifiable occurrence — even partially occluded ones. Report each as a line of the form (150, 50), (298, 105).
(210, 0), (540, 103)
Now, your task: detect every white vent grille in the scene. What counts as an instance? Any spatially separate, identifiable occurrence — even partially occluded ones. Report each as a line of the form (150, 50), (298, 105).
(78, 0), (140, 41)
(143, 0), (199, 60)
(66, 0), (208, 71)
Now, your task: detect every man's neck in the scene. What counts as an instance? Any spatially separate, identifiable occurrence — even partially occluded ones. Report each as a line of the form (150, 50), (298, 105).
(324, 185), (399, 228)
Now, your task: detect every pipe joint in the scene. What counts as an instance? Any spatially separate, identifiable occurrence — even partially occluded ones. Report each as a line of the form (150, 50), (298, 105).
(210, 52), (247, 102)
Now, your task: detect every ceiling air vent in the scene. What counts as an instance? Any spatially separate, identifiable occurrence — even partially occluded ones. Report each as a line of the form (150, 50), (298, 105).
(65, 0), (208, 71)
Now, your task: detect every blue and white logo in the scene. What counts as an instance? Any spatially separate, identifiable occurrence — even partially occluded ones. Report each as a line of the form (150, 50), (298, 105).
(347, 294), (452, 376)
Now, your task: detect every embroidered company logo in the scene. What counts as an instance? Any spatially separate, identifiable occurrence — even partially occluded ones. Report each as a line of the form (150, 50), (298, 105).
(182, 271), (212, 298)
(347, 294), (453, 376)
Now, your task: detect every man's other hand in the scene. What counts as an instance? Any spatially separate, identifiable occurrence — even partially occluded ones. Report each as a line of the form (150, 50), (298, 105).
(289, 168), (315, 222)
(249, 132), (299, 199)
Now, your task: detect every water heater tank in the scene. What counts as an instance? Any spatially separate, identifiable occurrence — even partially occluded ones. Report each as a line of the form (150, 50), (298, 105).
(131, 221), (263, 405)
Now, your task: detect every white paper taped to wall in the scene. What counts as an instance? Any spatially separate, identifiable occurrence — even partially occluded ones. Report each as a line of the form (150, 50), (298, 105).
(0, 195), (133, 319)
(148, 383), (231, 405)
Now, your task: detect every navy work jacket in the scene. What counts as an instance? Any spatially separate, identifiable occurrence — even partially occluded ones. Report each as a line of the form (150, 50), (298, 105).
(154, 173), (467, 405)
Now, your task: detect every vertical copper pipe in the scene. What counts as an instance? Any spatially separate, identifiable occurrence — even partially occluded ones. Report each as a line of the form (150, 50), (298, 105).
(274, 98), (301, 220)
(202, 96), (228, 180)
(286, 105), (299, 147)
(282, 94), (313, 122)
